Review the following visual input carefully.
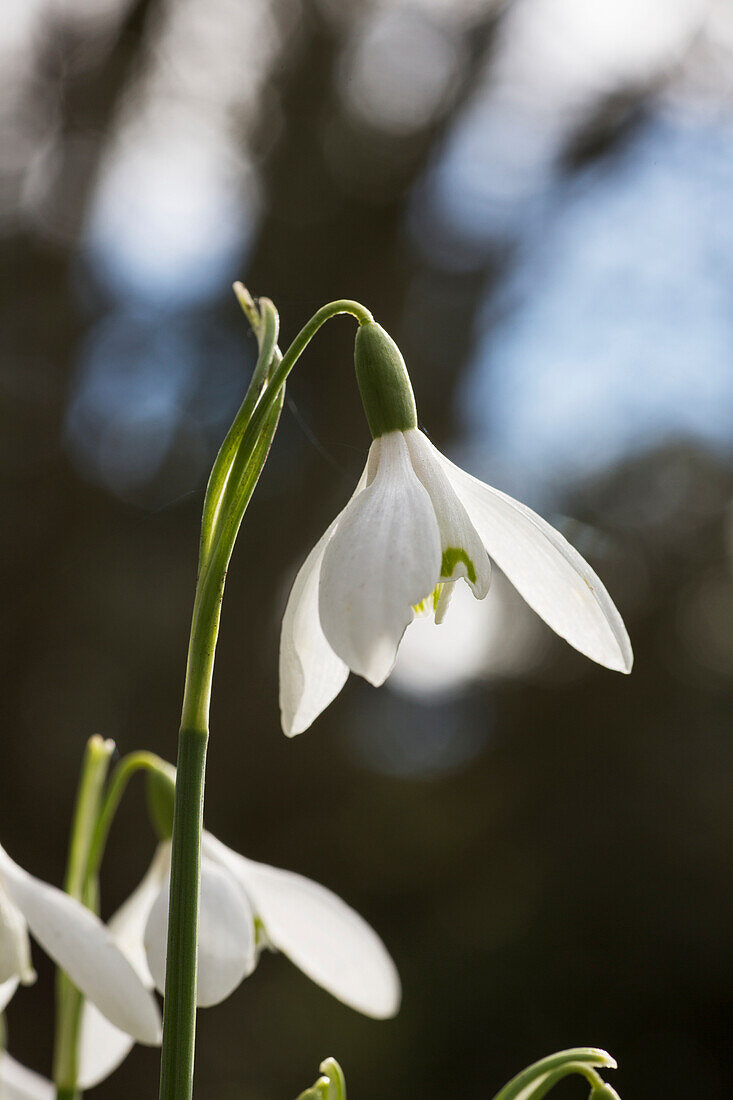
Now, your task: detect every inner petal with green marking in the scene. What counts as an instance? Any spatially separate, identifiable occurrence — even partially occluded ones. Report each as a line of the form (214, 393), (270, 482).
(441, 546), (477, 584)
(411, 548), (479, 621)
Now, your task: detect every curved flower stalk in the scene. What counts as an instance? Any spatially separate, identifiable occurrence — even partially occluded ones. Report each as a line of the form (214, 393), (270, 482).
(491, 1048), (620, 1100)
(73, 831), (399, 1088)
(0, 843), (161, 1047)
(280, 321), (633, 735)
(297, 1057), (346, 1100)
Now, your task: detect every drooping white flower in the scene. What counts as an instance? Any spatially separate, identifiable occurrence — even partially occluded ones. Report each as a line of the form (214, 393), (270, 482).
(280, 322), (632, 736)
(73, 832), (401, 1087)
(0, 843), (162, 1048)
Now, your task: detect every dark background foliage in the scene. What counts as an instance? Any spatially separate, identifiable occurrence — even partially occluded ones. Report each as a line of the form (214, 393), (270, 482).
(1, 1), (732, 1096)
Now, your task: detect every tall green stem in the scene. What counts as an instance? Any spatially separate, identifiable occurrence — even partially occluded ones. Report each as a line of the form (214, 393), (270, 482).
(53, 736), (115, 1100)
(157, 295), (370, 1100)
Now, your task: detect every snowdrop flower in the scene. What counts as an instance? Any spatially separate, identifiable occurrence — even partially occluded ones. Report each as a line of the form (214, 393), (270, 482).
(75, 832), (400, 1087)
(280, 321), (633, 735)
(0, 843), (161, 1047)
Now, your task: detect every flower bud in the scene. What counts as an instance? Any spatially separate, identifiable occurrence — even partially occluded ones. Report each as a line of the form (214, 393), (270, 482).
(354, 321), (417, 438)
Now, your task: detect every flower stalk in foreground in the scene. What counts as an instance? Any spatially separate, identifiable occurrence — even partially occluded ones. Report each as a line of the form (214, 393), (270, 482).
(280, 321), (633, 735)
(158, 290), (374, 1100)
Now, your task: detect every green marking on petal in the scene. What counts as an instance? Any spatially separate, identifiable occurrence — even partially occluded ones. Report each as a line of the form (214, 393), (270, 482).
(441, 547), (476, 584)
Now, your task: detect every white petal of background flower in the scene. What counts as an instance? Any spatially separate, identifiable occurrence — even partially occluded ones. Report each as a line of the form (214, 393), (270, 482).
(204, 834), (401, 1020)
(433, 443), (633, 672)
(0, 976), (19, 1012)
(0, 850), (162, 1044)
(0, 881), (33, 986)
(0, 1053), (53, 1100)
(144, 856), (256, 1007)
(405, 428), (491, 598)
(319, 432), (441, 685)
(78, 999), (137, 1092)
(78, 844), (168, 1089)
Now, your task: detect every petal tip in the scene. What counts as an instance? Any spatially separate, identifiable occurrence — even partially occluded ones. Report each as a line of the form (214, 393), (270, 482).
(280, 707), (312, 738)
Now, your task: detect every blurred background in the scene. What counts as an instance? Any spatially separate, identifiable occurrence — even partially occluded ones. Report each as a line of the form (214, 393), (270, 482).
(1, 0), (732, 1096)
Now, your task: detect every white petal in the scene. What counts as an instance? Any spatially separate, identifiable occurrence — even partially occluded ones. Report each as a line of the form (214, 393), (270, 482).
(0, 976), (19, 1012)
(0, 1054), (53, 1100)
(433, 580), (456, 625)
(279, 525), (349, 737)
(78, 845), (168, 1089)
(108, 843), (170, 986)
(433, 443), (633, 672)
(279, 454), (378, 736)
(203, 833), (401, 1020)
(77, 1004), (136, 1090)
(0, 882), (33, 986)
(0, 850), (161, 1045)
(144, 856), (256, 1008)
(405, 429), (491, 600)
(319, 431), (441, 684)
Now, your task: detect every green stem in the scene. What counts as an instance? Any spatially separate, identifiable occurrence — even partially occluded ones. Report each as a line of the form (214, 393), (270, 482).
(157, 296), (369, 1100)
(157, 727), (208, 1100)
(53, 736), (116, 1100)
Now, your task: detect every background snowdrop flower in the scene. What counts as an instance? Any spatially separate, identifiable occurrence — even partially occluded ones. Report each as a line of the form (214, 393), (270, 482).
(280, 321), (633, 735)
(78, 829), (401, 1082)
(0, 843), (162, 1046)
